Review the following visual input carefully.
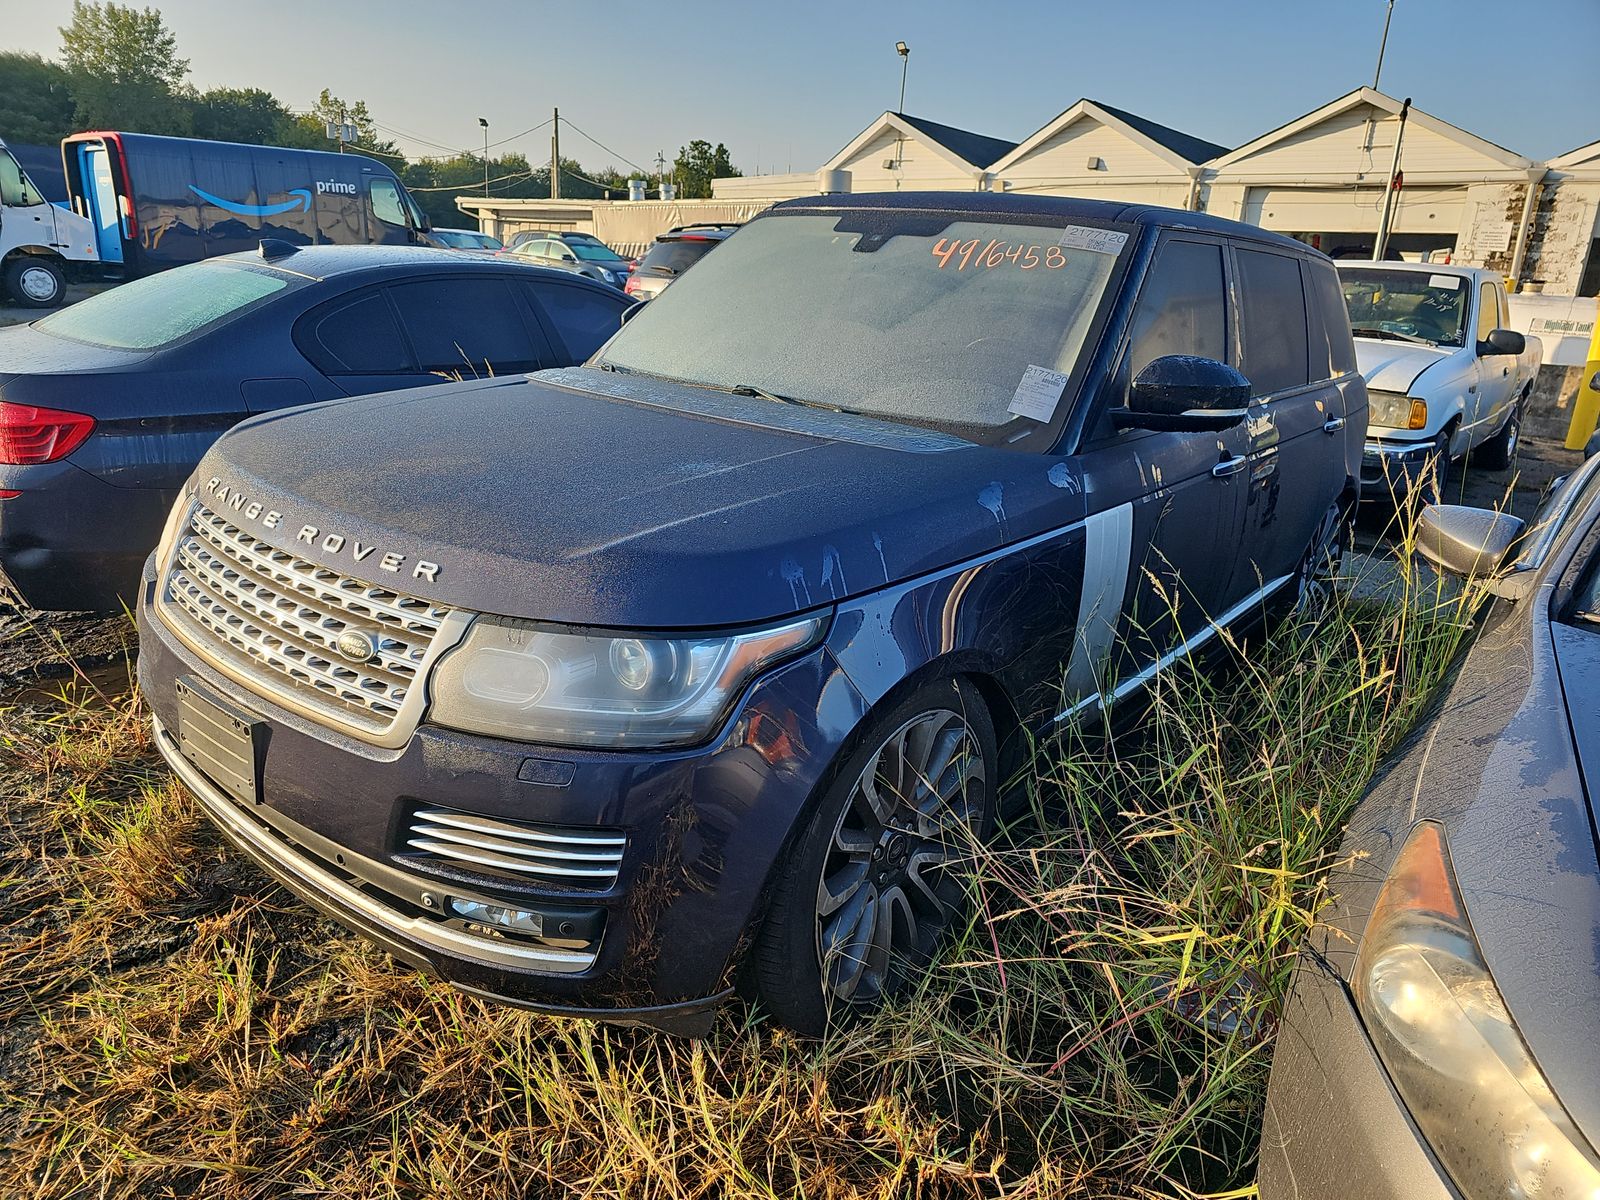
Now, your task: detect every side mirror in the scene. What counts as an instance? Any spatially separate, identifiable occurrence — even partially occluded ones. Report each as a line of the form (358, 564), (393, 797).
(1584, 428), (1600, 460)
(1481, 328), (1525, 356)
(1114, 355), (1252, 433)
(560, 251), (577, 262)
(1416, 503), (1526, 577)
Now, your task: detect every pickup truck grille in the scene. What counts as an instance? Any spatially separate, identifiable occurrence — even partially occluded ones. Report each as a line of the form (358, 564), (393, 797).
(160, 504), (455, 738)
(402, 805), (626, 888)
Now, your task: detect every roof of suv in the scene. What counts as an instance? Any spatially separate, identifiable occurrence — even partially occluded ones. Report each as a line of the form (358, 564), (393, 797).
(769, 191), (1317, 256)
(656, 224), (740, 242)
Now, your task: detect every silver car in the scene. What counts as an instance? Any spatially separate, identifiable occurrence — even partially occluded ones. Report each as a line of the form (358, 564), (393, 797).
(503, 233), (632, 289)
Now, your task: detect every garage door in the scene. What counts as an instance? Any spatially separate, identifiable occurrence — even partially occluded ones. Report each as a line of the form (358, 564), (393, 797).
(1242, 186), (1466, 236)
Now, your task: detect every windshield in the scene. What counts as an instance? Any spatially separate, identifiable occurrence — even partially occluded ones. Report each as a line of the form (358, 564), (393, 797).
(571, 242), (625, 262)
(36, 261), (298, 350)
(1340, 268), (1468, 348)
(437, 230), (500, 250)
(600, 212), (1125, 437)
(0, 150), (43, 208)
(637, 237), (718, 275)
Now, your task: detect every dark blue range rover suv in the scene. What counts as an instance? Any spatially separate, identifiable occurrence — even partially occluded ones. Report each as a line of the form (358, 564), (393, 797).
(136, 193), (1365, 1035)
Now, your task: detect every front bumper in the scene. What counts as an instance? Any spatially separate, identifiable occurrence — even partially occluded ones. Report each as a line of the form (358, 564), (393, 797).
(1258, 956), (1457, 1200)
(136, 560), (869, 1033)
(0, 461), (174, 610)
(1360, 438), (1437, 502)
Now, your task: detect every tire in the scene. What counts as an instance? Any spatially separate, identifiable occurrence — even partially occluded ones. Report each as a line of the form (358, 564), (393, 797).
(1291, 498), (1351, 612)
(1474, 402), (1522, 472)
(3, 256), (66, 308)
(750, 677), (997, 1036)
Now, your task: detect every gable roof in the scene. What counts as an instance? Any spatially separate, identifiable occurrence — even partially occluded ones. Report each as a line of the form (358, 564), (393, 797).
(990, 98), (1225, 174)
(823, 111), (1017, 175)
(1209, 87), (1532, 172)
(1551, 139), (1600, 170)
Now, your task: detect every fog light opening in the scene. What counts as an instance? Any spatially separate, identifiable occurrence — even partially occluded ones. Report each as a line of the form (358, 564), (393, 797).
(448, 896), (547, 939)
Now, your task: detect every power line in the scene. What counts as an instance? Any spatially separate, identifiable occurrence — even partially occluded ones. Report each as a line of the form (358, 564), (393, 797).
(558, 116), (651, 175)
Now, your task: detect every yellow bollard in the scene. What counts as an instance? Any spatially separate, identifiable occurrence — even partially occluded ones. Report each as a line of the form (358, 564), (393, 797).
(1565, 296), (1600, 450)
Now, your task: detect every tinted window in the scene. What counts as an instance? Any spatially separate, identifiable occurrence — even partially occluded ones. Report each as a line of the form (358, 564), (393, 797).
(37, 261), (297, 350)
(637, 238), (717, 276)
(528, 282), (629, 360)
(1476, 282), (1499, 342)
(369, 178), (407, 228)
(307, 291), (411, 373)
(1303, 258), (1357, 378)
(387, 277), (542, 373)
(1125, 240), (1227, 389)
(1236, 248), (1310, 395)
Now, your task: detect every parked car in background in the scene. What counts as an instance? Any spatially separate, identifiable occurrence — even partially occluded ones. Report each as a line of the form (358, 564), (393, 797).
(1340, 262), (1542, 503)
(1258, 471), (1600, 1199)
(624, 223), (739, 299)
(137, 192), (1362, 1037)
(428, 227), (503, 253)
(60, 132), (433, 280)
(503, 232), (632, 289)
(0, 243), (632, 612)
(0, 136), (100, 308)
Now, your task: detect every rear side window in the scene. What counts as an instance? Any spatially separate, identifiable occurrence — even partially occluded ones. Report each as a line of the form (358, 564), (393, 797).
(1124, 240), (1228, 388)
(1303, 258), (1357, 378)
(527, 281), (629, 360)
(387, 277), (543, 373)
(305, 291), (412, 373)
(638, 238), (716, 276)
(36, 261), (296, 350)
(1235, 248), (1310, 395)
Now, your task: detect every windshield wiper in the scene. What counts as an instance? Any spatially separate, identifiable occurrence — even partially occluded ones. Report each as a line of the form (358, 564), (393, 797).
(731, 383), (844, 413)
(1351, 325), (1436, 347)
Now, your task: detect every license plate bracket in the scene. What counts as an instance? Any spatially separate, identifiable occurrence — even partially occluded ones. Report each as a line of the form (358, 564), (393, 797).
(176, 678), (266, 806)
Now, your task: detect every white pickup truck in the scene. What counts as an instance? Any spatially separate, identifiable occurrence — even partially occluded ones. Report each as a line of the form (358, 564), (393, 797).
(1338, 261), (1542, 503)
(0, 137), (98, 307)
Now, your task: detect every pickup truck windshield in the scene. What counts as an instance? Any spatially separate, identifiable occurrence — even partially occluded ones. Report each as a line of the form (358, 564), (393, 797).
(1339, 268), (1468, 348)
(35, 260), (301, 350)
(599, 212), (1125, 436)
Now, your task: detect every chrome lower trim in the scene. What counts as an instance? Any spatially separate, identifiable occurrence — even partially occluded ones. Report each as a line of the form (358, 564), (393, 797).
(404, 806), (626, 885)
(155, 715), (596, 974)
(1364, 439), (1433, 459)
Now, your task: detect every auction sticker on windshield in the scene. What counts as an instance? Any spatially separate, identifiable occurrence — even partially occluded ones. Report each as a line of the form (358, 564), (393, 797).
(1058, 226), (1129, 255)
(1008, 364), (1070, 422)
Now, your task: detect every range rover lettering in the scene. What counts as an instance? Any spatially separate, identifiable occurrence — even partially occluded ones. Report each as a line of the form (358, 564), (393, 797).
(136, 194), (1365, 1035)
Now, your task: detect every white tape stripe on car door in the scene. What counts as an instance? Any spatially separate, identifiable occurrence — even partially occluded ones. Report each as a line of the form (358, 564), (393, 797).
(1063, 502), (1133, 703)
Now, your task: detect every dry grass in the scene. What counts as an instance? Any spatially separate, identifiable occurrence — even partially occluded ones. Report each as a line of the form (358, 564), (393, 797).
(0, 526), (1481, 1199)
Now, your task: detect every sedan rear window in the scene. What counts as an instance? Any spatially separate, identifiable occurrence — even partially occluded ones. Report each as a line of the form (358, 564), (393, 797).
(36, 261), (297, 350)
(636, 238), (718, 276)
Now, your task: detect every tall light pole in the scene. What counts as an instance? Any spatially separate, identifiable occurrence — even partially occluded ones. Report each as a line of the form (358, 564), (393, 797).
(895, 41), (910, 112)
(1373, 97), (1410, 261)
(1373, 0), (1395, 91)
(478, 117), (489, 195)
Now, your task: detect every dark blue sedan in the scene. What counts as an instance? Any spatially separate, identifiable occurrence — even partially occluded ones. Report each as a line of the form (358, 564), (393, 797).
(0, 244), (634, 611)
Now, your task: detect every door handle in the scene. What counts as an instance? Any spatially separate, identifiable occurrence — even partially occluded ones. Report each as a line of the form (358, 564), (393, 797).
(1323, 416), (1346, 434)
(1212, 455), (1248, 478)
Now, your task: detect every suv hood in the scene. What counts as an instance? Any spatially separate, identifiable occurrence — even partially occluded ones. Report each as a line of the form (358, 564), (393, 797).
(1354, 338), (1453, 394)
(192, 368), (1086, 627)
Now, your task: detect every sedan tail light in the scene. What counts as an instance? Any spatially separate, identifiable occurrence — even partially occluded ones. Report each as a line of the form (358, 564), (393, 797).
(0, 402), (96, 465)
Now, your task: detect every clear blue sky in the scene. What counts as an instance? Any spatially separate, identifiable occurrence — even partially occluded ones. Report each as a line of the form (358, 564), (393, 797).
(9, 0), (1597, 170)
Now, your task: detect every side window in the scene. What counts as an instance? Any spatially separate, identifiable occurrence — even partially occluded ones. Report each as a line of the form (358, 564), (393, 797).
(368, 178), (408, 228)
(0, 152), (38, 207)
(303, 290), (412, 373)
(1235, 247), (1310, 396)
(1303, 258), (1357, 379)
(1124, 239), (1228, 391)
(1476, 282), (1499, 342)
(387, 277), (544, 373)
(527, 281), (630, 361)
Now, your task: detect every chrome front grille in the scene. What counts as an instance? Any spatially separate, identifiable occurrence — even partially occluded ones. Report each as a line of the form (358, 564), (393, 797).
(403, 806), (626, 888)
(160, 504), (458, 739)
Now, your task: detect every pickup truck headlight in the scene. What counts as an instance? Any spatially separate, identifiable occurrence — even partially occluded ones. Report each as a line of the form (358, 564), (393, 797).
(1367, 390), (1428, 432)
(1353, 822), (1600, 1196)
(427, 614), (827, 748)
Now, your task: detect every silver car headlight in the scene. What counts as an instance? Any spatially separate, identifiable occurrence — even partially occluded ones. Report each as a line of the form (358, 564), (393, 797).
(1353, 822), (1600, 1197)
(1368, 389), (1427, 432)
(427, 614), (827, 748)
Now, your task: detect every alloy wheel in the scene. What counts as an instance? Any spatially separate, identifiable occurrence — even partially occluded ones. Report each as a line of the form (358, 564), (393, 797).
(1293, 501), (1348, 612)
(814, 707), (986, 1007)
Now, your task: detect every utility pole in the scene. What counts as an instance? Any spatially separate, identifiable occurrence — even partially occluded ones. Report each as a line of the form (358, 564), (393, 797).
(1373, 0), (1395, 90)
(550, 107), (560, 201)
(479, 117), (489, 196)
(1373, 97), (1410, 261)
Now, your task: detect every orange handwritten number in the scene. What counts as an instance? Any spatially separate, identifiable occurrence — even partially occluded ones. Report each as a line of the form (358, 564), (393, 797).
(931, 238), (960, 269)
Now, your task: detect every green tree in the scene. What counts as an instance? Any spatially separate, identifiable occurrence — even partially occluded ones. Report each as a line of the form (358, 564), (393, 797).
(285, 89), (404, 161)
(59, 1), (192, 133)
(191, 87), (294, 145)
(0, 52), (77, 144)
(670, 140), (739, 199)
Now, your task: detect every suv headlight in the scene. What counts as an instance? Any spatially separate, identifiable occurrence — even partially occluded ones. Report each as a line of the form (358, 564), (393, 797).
(427, 614), (827, 748)
(1368, 390), (1428, 431)
(1354, 822), (1600, 1197)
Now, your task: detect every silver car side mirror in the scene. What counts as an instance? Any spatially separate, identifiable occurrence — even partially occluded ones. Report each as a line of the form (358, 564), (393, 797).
(1416, 504), (1526, 578)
